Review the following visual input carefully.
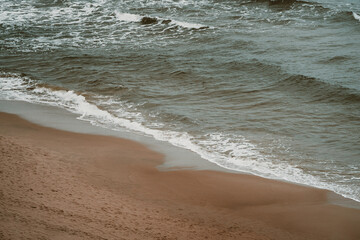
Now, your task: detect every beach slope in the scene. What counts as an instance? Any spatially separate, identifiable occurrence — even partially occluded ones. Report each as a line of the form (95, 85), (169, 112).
(0, 112), (359, 240)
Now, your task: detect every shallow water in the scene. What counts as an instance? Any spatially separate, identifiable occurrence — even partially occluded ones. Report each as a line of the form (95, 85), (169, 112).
(1, 0), (360, 201)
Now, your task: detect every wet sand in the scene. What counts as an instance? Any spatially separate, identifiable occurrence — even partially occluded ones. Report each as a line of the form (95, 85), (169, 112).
(1, 112), (359, 240)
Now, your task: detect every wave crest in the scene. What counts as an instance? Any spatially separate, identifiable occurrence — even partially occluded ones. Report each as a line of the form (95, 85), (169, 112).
(274, 74), (360, 104)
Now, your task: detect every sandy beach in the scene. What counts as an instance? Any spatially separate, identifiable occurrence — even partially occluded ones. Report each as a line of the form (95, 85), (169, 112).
(0, 112), (359, 240)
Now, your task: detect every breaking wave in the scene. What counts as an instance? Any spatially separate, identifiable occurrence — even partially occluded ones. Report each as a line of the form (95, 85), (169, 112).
(353, 12), (360, 22)
(1, 72), (359, 202)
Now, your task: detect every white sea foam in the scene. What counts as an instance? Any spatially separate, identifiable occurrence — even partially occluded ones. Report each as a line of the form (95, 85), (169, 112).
(353, 12), (360, 22)
(115, 12), (142, 22)
(0, 73), (359, 203)
(171, 20), (207, 29)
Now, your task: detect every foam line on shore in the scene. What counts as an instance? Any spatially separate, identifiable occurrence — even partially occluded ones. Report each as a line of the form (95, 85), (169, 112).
(0, 72), (359, 203)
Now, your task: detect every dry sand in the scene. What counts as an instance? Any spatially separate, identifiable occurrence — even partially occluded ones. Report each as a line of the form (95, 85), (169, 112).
(0, 112), (359, 240)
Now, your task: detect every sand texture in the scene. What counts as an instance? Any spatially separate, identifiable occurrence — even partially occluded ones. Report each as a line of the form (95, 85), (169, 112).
(0, 112), (359, 240)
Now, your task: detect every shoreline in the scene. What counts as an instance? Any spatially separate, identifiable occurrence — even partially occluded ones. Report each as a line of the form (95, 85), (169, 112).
(0, 99), (227, 172)
(1, 111), (360, 239)
(1, 99), (359, 209)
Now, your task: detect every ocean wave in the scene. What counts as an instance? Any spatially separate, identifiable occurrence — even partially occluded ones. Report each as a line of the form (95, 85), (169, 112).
(229, 0), (335, 28)
(1, 72), (359, 202)
(318, 55), (353, 64)
(273, 74), (360, 104)
(0, 0), (210, 53)
(238, 0), (360, 28)
(245, 0), (322, 8)
(33, 0), (69, 8)
(323, 10), (360, 25)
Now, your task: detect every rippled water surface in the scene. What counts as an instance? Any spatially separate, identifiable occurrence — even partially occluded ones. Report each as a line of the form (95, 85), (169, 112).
(1, 0), (360, 201)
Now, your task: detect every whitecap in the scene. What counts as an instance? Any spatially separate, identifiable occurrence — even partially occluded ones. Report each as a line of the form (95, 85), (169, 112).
(353, 12), (360, 22)
(171, 20), (207, 29)
(115, 12), (142, 22)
